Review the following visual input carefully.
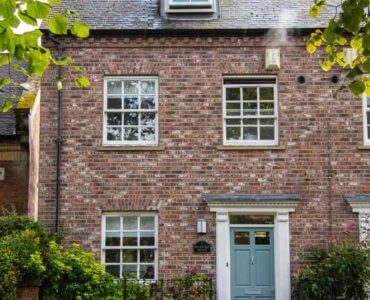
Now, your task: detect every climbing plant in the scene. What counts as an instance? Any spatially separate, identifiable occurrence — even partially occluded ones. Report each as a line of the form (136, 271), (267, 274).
(0, 0), (90, 112)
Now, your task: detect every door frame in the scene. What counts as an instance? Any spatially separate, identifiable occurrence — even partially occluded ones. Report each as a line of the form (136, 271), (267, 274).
(209, 206), (297, 300)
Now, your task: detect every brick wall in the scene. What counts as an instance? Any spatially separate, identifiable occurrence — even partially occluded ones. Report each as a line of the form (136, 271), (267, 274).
(0, 142), (29, 214)
(39, 34), (370, 279)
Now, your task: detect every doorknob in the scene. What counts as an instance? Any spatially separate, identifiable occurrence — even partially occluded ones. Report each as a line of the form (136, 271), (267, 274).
(250, 256), (254, 265)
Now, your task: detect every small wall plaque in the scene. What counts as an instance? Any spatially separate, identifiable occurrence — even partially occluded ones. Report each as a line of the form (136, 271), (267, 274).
(193, 241), (211, 253)
(0, 168), (5, 181)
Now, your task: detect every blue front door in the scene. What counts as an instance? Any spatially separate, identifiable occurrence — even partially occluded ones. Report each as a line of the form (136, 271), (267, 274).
(230, 228), (275, 300)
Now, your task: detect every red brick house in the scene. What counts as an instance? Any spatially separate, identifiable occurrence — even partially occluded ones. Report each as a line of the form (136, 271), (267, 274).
(39, 1), (370, 299)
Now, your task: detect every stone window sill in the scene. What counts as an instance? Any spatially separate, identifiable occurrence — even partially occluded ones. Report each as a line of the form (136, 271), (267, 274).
(358, 145), (370, 150)
(96, 145), (165, 151)
(216, 145), (286, 151)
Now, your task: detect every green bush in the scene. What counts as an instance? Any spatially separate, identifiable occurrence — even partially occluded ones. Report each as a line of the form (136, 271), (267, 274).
(42, 241), (121, 300)
(0, 230), (46, 300)
(293, 241), (370, 300)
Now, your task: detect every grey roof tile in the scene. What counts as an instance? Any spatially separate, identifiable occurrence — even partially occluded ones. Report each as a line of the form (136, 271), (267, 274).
(50, 0), (337, 30)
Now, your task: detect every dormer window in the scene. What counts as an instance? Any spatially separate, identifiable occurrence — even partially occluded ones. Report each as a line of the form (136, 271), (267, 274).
(166, 0), (215, 13)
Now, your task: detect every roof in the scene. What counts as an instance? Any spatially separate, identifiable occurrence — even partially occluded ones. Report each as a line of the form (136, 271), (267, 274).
(0, 65), (27, 136)
(51, 0), (337, 31)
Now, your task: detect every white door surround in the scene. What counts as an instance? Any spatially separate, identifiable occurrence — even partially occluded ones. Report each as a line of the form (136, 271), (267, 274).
(202, 194), (301, 300)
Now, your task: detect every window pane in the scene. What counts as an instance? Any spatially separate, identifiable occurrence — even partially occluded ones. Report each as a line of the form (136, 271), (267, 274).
(140, 231), (155, 246)
(105, 249), (120, 263)
(141, 96), (155, 109)
(243, 87), (257, 100)
(105, 232), (120, 246)
(124, 81), (139, 94)
(141, 216), (155, 230)
(226, 127), (241, 140)
(260, 127), (275, 140)
(106, 265), (120, 277)
(260, 118), (274, 125)
(107, 113), (122, 126)
(243, 119), (257, 125)
(107, 81), (122, 94)
(124, 97), (139, 109)
(260, 110), (274, 116)
(140, 265), (155, 279)
(122, 265), (138, 279)
(107, 97), (122, 109)
(141, 113), (156, 126)
(226, 88), (240, 100)
(122, 231), (138, 246)
(367, 97), (370, 108)
(123, 216), (138, 230)
(255, 231), (270, 245)
(226, 119), (240, 125)
(140, 249), (155, 263)
(124, 128), (139, 141)
(141, 127), (155, 142)
(260, 102), (274, 110)
(243, 102), (257, 115)
(260, 87), (274, 100)
(230, 215), (274, 224)
(243, 127), (257, 140)
(141, 81), (155, 94)
(106, 217), (120, 230)
(367, 112), (370, 125)
(226, 103), (241, 116)
(234, 231), (250, 245)
(368, 126), (370, 139)
(124, 113), (139, 125)
(122, 250), (137, 263)
(107, 127), (122, 141)
(243, 109), (257, 116)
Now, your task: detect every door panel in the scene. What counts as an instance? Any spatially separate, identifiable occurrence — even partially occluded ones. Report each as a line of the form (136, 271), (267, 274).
(235, 249), (251, 285)
(255, 249), (273, 286)
(231, 228), (275, 300)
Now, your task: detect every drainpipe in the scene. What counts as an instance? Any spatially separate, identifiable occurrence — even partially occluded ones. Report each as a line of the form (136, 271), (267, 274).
(54, 43), (64, 234)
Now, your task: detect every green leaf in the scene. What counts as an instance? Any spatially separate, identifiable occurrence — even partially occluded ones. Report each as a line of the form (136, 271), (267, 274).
(350, 38), (362, 50)
(1, 99), (13, 113)
(321, 60), (332, 71)
(52, 56), (72, 66)
(27, 1), (50, 19)
(306, 43), (317, 54)
(18, 10), (37, 26)
(71, 65), (86, 72)
(346, 65), (363, 79)
(48, 0), (62, 4)
(0, 55), (10, 66)
(71, 19), (89, 38)
(48, 13), (68, 35)
(0, 77), (11, 86)
(75, 76), (90, 89)
(349, 80), (365, 96)
(362, 59), (370, 72)
(363, 34), (370, 49)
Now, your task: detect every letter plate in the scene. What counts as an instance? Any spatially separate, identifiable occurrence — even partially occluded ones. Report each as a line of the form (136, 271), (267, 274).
(245, 288), (261, 295)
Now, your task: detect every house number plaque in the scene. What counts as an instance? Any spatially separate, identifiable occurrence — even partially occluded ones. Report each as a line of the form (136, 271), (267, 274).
(193, 241), (211, 253)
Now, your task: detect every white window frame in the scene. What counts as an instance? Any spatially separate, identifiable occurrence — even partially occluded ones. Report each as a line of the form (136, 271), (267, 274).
(103, 77), (159, 146)
(166, 0), (215, 13)
(101, 213), (159, 280)
(169, 0), (213, 6)
(363, 94), (370, 146)
(222, 77), (279, 146)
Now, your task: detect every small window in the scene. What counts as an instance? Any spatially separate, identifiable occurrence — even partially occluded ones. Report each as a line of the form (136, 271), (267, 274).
(223, 77), (278, 146)
(166, 0), (215, 13)
(363, 94), (370, 145)
(102, 214), (158, 280)
(104, 77), (158, 146)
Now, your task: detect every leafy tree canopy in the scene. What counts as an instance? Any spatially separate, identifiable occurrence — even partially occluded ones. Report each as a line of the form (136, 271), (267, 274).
(308, 0), (370, 96)
(0, 0), (90, 112)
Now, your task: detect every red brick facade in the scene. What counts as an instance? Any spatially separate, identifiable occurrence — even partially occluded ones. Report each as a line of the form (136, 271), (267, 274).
(39, 34), (369, 281)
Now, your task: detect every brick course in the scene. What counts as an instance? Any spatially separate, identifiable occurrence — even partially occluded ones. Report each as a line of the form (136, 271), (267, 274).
(39, 34), (369, 281)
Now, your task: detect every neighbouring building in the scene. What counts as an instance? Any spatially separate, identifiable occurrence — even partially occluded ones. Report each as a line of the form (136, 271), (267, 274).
(0, 66), (40, 217)
(38, 1), (370, 299)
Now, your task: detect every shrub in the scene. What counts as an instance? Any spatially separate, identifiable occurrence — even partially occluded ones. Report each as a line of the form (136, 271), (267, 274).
(293, 241), (370, 300)
(0, 230), (46, 300)
(42, 242), (121, 300)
